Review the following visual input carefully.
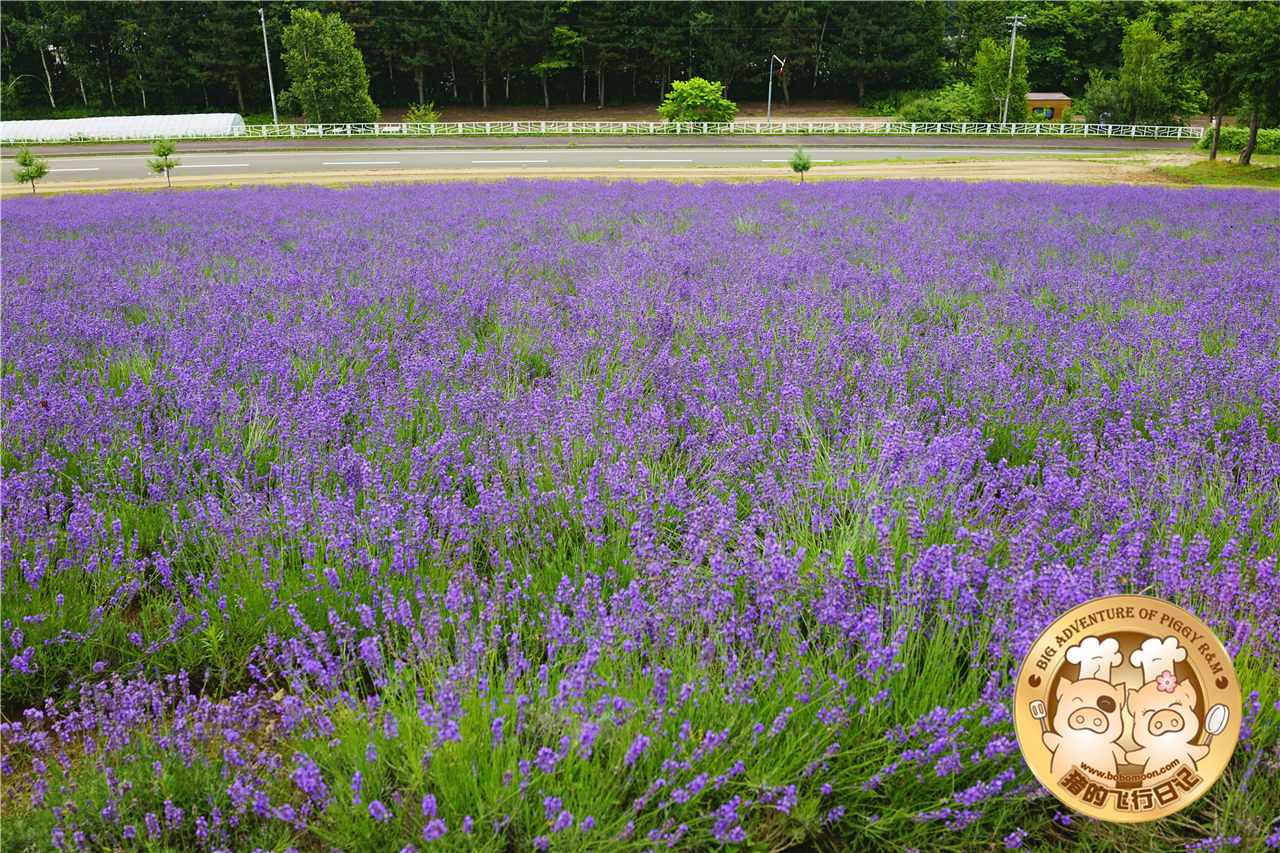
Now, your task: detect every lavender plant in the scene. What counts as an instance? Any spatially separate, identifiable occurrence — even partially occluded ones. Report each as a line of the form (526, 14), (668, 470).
(1, 180), (1277, 852)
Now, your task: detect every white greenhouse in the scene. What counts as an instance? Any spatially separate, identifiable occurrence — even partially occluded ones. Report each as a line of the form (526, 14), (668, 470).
(0, 113), (246, 143)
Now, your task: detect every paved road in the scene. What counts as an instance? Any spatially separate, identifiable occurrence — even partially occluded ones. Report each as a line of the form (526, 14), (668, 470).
(1, 144), (1164, 185)
(0, 134), (1190, 158)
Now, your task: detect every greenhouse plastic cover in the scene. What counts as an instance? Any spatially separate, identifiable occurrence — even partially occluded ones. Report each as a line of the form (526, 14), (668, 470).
(0, 113), (245, 142)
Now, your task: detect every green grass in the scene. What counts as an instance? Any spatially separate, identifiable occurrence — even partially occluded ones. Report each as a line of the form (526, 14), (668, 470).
(1158, 158), (1280, 188)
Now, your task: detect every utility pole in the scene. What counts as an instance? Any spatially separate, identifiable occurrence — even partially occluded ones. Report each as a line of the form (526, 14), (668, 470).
(766, 55), (785, 128)
(1001, 14), (1027, 125)
(260, 3), (279, 124)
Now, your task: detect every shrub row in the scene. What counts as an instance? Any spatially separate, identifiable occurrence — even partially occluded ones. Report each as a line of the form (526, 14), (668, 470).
(1193, 126), (1280, 154)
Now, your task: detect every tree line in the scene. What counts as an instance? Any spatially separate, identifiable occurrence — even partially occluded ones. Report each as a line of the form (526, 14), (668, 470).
(1, 2), (1276, 155)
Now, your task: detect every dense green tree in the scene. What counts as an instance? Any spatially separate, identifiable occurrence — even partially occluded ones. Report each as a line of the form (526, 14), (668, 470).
(452, 1), (518, 109)
(1231, 2), (1280, 165)
(524, 3), (582, 111)
(828, 2), (943, 103)
(278, 8), (378, 123)
(191, 3), (260, 113)
(755, 2), (818, 106)
(1017, 2), (1135, 95)
(3, 3), (60, 110)
(118, 4), (193, 113)
(1172, 2), (1242, 160)
(688, 2), (758, 99)
(581, 1), (626, 108)
(0, 0), (1276, 126)
(619, 1), (689, 103)
(1079, 18), (1197, 126)
(389, 1), (447, 106)
(970, 35), (1028, 122)
(657, 75), (737, 122)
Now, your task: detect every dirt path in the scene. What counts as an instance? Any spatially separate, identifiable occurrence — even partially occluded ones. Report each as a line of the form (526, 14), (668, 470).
(2, 157), (1201, 198)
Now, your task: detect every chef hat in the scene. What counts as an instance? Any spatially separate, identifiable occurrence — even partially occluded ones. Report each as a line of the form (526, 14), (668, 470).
(1065, 636), (1123, 681)
(1130, 636), (1187, 684)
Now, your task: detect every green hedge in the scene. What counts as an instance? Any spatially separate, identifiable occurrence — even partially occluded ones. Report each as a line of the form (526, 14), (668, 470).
(1193, 126), (1280, 154)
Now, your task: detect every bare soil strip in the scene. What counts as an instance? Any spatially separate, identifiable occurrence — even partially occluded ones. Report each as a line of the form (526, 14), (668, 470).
(1, 157), (1202, 197)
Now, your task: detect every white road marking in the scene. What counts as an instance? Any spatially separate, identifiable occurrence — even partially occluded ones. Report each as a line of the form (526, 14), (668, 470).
(177, 163), (251, 168)
(618, 158), (694, 162)
(761, 158), (835, 163)
(48, 167), (100, 172)
(471, 159), (549, 164)
(321, 160), (401, 165)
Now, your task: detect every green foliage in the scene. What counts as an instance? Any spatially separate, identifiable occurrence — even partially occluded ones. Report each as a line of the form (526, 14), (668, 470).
(861, 89), (934, 114)
(899, 83), (978, 123)
(11, 145), (48, 195)
(146, 138), (181, 188)
(1192, 127), (1280, 155)
(278, 8), (378, 124)
(1172, 2), (1245, 159)
(1077, 18), (1199, 126)
(405, 101), (440, 123)
(788, 146), (812, 182)
(657, 77), (738, 124)
(969, 36), (1029, 122)
(1230, 2), (1280, 164)
(829, 2), (945, 102)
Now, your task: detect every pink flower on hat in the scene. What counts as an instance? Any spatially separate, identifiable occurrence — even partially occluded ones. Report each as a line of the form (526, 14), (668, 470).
(1156, 670), (1177, 693)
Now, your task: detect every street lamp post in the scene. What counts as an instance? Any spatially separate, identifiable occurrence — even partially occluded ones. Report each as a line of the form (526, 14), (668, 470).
(260, 4), (279, 124)
(766, 55), (786, 128)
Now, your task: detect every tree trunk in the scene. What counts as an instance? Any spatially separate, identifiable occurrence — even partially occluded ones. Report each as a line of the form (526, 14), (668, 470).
(1239, 107), (1260, 166)
(781, 72), (790, 107)
(598, 66), (605, 109)
(857, 78), (865, 104)
(107, 62), (117, 107)
(235, 76), (245, 113)
(38, 44), (56, 109)
(631, 66), (637, 100)
(813, 10), (828, 90)
(79, 77), (87, 105)
(451, 60), (458, 100)
(1209, 100), (1223, 161)
(415, 69), (425, 104)
(138, 75), (146, 111)
(482, 59), (489, 110)
(542, 72), (550, 111)
(505, 75), (511, 99)
(581, 68), (587, 104)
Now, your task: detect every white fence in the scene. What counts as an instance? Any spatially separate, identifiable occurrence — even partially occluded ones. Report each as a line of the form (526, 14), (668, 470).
(1, 120), (1207, 145)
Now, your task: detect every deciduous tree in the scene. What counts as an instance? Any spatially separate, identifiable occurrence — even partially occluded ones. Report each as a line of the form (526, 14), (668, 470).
(970, 35), (1028, 122)
(657, 76), (737, 123)
(278, 8), (378, 123)
(1231, 2), (1280, 165)
(1172, 2), (1241, 161)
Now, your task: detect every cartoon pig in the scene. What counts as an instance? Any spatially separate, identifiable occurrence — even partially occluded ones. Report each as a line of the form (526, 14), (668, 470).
(1043, 677), (1128, 779)
(1126, 677), (1209, 783)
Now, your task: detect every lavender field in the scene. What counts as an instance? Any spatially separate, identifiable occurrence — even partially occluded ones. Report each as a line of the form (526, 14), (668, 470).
(2, 180), (1278, 852)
